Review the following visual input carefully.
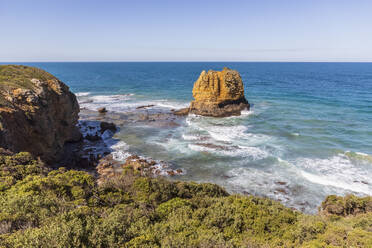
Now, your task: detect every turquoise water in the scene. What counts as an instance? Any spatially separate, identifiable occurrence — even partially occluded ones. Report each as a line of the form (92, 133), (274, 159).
(14, 62), (372, 213)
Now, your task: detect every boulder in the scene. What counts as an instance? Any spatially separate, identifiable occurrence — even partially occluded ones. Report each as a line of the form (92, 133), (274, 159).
(0, 65), (81, 163)
(98, 107), (107, 113)
(136, 104), (155, 109)
(122, 155), (183, 176)
(186, 67), (249, 117)
(96, 155), (122, 185)
(100, 121), (117, 133)
(122, 155), (156, 171)
(173, 108), (190, 116)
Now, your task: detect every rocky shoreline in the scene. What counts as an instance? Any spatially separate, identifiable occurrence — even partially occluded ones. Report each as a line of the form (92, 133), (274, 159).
(1, 65), (371, 247)
(0, 65), (185, 178)
(75, 113), (185, 183)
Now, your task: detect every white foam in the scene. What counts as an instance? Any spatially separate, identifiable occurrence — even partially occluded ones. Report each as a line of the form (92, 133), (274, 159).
(188, 143), (268, 160)
(151, 137), (195, 156)
(78, 94), (134, 112)
(206, 125), (250, 142)
(185, 115), (204, 131)
(75, 92), (91, 97)
(185, 115), (272, 146)
(225, 167), (297, 206)
(155, 100), (189, 109)
(300, 170), (370, 195)
(235, 145), (269, 160)
(106, 137), (186, 175)
(296, 154), (372, 195)
(224, 109), (254, 120)
(78, 93), (189, 113)
(183, 111), (277, 160)
(355, 151), (370, 156)
(241, 109), (254, 116)
(90, 94), (133, 103)
(110, 141), (131, 161)
(182, 134), (203, 141)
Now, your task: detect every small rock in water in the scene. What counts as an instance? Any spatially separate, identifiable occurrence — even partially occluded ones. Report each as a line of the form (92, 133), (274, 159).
(173, 108), (190, 116)
(167, 170), (176, 176)
(100, 121), (117, 133)
(189, 68), (250, 117)
(195, 143), (235, 151)
(85, 134), (101, 141)
(98, 107), (107, 114)
(275, 181), (287, 185)
(136, 104), (155, 109)
(275, 188), (288, 195)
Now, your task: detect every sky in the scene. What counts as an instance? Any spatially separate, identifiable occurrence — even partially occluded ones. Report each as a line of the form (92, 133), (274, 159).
(1, 0), (372, 62)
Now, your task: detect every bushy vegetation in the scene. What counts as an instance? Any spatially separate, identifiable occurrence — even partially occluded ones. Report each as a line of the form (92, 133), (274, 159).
(0, 65), (57, 91)
(0, 65), (59, 107)
(321, 194), (372, 216)
(0, 152), (371, 247)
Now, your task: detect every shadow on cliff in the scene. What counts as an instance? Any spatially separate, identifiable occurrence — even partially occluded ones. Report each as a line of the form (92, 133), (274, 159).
(56, 120), (121, 170)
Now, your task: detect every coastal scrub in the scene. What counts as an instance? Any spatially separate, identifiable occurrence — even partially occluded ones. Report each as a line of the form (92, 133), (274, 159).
(0, 152), (371, 247)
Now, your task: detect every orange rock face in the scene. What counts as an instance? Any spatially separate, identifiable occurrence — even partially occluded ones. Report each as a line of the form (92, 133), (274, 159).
(189, 68), (250, 117)
(192, 67), (245, 102)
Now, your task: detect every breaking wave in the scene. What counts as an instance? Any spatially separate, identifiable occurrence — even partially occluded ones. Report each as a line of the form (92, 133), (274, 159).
(296, 153), (372, 195)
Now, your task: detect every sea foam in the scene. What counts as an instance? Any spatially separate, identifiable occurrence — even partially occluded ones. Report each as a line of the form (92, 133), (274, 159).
(296, 154), (372, 195)
(75, 92), (91, 97)
(78, 93), (188, 113)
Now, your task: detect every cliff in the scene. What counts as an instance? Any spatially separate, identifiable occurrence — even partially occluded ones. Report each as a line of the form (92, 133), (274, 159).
(188, 67), (250, 117)
(0, 65), (81, 163)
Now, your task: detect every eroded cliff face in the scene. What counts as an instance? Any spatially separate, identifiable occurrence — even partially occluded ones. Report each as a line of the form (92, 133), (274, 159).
(188, 67), (250, 117)
(0, 65), (81, 163)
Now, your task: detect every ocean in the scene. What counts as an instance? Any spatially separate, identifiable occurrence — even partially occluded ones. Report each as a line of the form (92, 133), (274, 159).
(12, 62), (372, 213)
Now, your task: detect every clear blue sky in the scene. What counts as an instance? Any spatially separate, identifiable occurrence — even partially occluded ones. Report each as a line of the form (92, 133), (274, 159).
(1, 0), (371, 62)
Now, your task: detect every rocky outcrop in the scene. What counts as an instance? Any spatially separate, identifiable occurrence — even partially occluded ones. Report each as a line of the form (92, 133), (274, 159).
(96, 154), (184, 185)
(100, 121), (117, 133)
(0, 65), (81, 163)
(98, 107), (107, 114)
(320, 194), (372, 216)
(185, 67), (250, 117)
(173, 108), (190, 116)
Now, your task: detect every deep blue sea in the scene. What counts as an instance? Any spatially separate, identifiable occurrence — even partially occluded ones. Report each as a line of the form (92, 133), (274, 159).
(10, 62), (372, 213)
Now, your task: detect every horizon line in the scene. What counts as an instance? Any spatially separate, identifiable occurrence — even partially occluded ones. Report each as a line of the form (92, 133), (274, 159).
(1, 60), (372, 63)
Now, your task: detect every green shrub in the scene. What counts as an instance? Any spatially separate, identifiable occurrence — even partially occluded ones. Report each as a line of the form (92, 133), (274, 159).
(0, 152), (48, 191)
(0, 152), (371, 247)
(321, 194), (372, 216)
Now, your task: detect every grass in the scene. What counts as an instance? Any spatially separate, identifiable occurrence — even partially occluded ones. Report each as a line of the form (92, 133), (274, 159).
(0, 65), (56, 90)
(0, 65), (57, 108)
